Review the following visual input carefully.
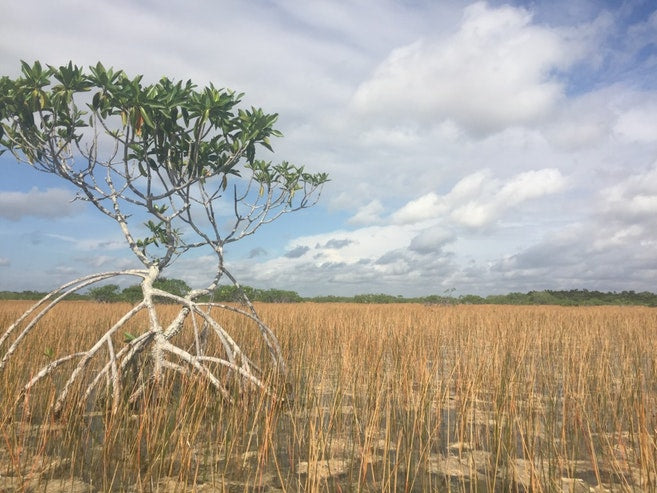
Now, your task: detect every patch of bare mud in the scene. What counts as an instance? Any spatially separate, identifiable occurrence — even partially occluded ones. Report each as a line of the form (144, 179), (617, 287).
(297, 459), (349, 479)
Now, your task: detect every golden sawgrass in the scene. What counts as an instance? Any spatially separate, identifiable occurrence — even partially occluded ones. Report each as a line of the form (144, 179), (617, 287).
(1, 301), (656, 491)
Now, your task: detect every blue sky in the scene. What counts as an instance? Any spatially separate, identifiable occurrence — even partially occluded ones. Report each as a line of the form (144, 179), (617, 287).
(1, 0), (657, 297)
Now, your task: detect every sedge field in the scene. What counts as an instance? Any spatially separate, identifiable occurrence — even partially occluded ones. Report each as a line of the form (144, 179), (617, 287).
(0, 301), (656, 492)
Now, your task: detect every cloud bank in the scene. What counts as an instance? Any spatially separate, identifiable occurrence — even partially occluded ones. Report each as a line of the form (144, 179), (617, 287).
(0, 0), (656, 296)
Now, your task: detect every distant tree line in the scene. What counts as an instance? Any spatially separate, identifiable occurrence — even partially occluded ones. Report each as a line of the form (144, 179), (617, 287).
(80, 279), (303, 304)
(1, 285), (656, 307)
(0, 290), (88, 301)
(478, 289), (657, 307)
(311, 290), (657, 306)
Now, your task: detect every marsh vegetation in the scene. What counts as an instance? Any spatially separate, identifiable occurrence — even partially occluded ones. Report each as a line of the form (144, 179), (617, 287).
(1, 301), (656, 491)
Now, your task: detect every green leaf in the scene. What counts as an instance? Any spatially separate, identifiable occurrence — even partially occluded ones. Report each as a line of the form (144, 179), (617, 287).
(139, 106), (154, 129)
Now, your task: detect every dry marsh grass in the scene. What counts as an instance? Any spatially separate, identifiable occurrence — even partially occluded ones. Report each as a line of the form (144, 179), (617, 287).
(1, 301), (656, 491)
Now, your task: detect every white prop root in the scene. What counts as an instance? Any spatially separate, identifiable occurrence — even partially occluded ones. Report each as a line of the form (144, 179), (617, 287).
(0, 269), (287, 417)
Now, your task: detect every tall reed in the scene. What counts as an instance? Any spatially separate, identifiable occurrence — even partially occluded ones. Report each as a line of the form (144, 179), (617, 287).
(1, 301), (655, 491)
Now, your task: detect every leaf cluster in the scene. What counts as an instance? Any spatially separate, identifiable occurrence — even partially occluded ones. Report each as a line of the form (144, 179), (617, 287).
(1, 61), (329, 269)
(1, 61), (328, 189)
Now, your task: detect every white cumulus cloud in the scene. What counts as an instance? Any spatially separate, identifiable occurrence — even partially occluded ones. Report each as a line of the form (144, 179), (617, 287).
(409, 227), (455, 254)
(351, 2), (584, 135)
(614, 100), (657, 143)
(391, 168), (566, 228)
(348, 199), (385, 225)
(450, 168), (566, 227)
(391, 193), (446, 224)
(600, 162), (657, 224)
(0, 187), (82, 221)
